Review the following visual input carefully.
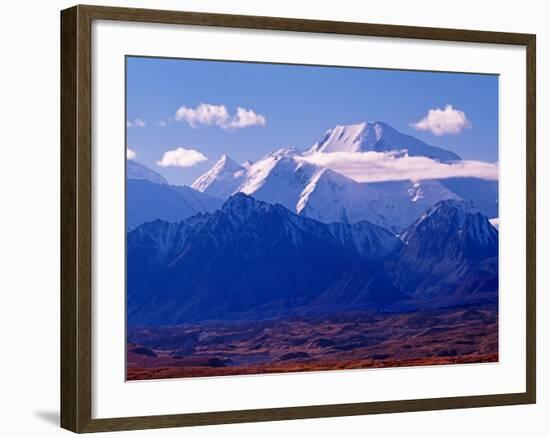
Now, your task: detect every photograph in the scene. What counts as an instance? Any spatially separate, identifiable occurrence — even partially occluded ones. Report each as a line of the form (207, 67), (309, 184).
(125, 57), (500, 380)
(0, 0), (542, 434)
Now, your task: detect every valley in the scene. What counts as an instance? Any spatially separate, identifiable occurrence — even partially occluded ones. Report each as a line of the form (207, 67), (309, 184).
(125, 120), (500, 380)
(127, 304), (498, 380)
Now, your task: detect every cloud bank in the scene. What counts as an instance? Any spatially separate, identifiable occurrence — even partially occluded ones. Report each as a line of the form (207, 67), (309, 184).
(157, 148), (208, 168)
(126, 148), (136, 160)
(412, 105), (471, 135)
(174, 103), (266, 130)
(296, 151), (498, 183)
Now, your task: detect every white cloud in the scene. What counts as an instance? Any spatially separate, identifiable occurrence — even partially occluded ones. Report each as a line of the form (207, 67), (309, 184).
(156, 147), (208, 168)
(411, 104), (471, 135)
(126, 148), (136, 160)
(296, 151), (498, 183)
(175, 104), (229, 128)
(127, 118), (146, 128)
(174, 103), (265, 130)
(229, 107), (266, 129)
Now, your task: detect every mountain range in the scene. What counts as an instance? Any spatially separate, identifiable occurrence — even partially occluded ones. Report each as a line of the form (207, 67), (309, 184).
(126, 120), (498, 325)
(187, 121), (498, 232)
(126, 121), (497, 233)
(127, 195), (498, 325)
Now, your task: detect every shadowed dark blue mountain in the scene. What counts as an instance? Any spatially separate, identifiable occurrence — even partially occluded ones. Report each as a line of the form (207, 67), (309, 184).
(394, 200), (499, 306)
(127, 196), (498, 326)
(127, 193), (401, 325)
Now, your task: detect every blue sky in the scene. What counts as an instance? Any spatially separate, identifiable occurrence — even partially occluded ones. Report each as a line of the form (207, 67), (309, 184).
(126, 56), (498, 186)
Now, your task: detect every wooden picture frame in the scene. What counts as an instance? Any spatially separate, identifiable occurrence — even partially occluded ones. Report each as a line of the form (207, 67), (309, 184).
(61, 4), (536, 433)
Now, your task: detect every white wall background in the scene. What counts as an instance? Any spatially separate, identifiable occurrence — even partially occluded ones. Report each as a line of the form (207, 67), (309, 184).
(0, 0), (546, 436)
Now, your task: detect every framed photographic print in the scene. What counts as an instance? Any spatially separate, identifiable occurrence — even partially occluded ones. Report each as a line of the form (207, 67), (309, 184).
(60, 4), (536, 433)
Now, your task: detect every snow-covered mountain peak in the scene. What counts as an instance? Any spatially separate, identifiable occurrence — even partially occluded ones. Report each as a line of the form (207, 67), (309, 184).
(191, 154), (246, 198)
(309, 122), (369, 154)
(295, 166), (392, 228)
(267, 146), (301, 159)
(186, 121), (494, 232)
(307, 121), (461, 162)
(309, 121), (398, 154)
(213, 154), (242, 172)
(238, 147), (314, 203)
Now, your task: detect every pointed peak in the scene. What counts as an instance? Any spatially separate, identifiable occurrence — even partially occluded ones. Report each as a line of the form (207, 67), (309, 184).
(310, 121), (386, 154)
(371, 120), (391, 128)
(407, 200), (492, 236)
(226, 191), (253, 201)
(191, 154), (246, 196)
(318, 166), (349, 179)
(221, 193), (292, 217)
(414, 199), (468, 224)
(220, 193), (272, 222)
(428, 199), (469, 214)
(217, 154), (234, 164)
(400, 199), (498, 259)
(213, 154), (243, 171)
(222, 192), (257, 208)
(309, 120), (461, 161)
